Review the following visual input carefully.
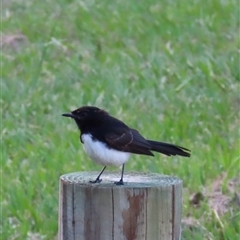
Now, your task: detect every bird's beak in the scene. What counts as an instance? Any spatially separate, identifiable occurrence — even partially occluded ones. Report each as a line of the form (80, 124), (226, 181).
(62, 113), (75, 118)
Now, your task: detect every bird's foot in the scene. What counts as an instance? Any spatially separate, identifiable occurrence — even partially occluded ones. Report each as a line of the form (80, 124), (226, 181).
(90, 178), (102, 184)
(114, 179), (124, 185)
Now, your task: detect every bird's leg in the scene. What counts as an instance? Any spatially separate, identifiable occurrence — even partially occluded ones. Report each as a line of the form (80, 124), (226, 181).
(114, 164), (125, 185)
(90, 166), (106, 184)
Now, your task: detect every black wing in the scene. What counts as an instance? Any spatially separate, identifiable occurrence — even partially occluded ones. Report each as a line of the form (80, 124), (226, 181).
(103, 115), (190, 157)
(105, 128), (154, 156)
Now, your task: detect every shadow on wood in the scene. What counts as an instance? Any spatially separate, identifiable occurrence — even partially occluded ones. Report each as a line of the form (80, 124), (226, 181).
(58, 172), (182, 240)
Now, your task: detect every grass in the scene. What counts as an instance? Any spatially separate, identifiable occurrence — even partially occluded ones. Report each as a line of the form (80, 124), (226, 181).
(2, 0), (239, 239)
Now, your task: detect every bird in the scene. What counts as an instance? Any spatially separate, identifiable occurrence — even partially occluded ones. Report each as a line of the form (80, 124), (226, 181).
(62, 106), (191, 185)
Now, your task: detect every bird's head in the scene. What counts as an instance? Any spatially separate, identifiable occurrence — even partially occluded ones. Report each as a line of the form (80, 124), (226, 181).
(62, 106), (108, 131)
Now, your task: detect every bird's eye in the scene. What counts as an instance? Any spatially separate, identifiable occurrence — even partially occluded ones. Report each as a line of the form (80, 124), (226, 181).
(80, 111), (88, 117)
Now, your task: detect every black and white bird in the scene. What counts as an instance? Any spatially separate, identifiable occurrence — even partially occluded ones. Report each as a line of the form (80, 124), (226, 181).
(62, 106), (190, 185)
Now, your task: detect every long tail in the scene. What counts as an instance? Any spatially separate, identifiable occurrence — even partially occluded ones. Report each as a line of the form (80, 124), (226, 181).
(147, 140), (191, 157)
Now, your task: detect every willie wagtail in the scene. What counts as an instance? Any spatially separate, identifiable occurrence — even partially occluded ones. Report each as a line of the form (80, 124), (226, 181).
(62, 106), (191, 185)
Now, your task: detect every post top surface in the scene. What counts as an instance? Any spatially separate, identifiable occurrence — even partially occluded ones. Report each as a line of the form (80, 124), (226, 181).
(60, 172), (182, 188)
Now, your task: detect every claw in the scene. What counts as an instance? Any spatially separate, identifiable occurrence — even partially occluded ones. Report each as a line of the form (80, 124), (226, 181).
(114, 179), (124, 185)
(90, 178), (102, 184)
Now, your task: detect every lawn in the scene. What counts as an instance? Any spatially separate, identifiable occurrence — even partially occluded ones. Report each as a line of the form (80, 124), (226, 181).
(2, 0), (239, 239)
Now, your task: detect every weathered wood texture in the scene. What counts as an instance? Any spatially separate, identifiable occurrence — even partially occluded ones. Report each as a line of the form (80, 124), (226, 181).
(58, 172), (182, 240)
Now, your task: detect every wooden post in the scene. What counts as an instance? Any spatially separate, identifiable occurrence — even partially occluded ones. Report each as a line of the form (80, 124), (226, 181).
(58, 172), (182, 240)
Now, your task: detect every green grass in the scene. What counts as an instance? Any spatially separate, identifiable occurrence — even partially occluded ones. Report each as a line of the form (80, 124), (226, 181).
(2, 0), (239, 239)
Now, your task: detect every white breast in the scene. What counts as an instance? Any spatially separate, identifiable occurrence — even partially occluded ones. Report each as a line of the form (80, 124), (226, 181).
(81, 134), (131, 167)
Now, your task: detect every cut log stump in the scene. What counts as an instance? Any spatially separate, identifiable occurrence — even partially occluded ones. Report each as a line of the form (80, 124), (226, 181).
(58, 172), (182, 240)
